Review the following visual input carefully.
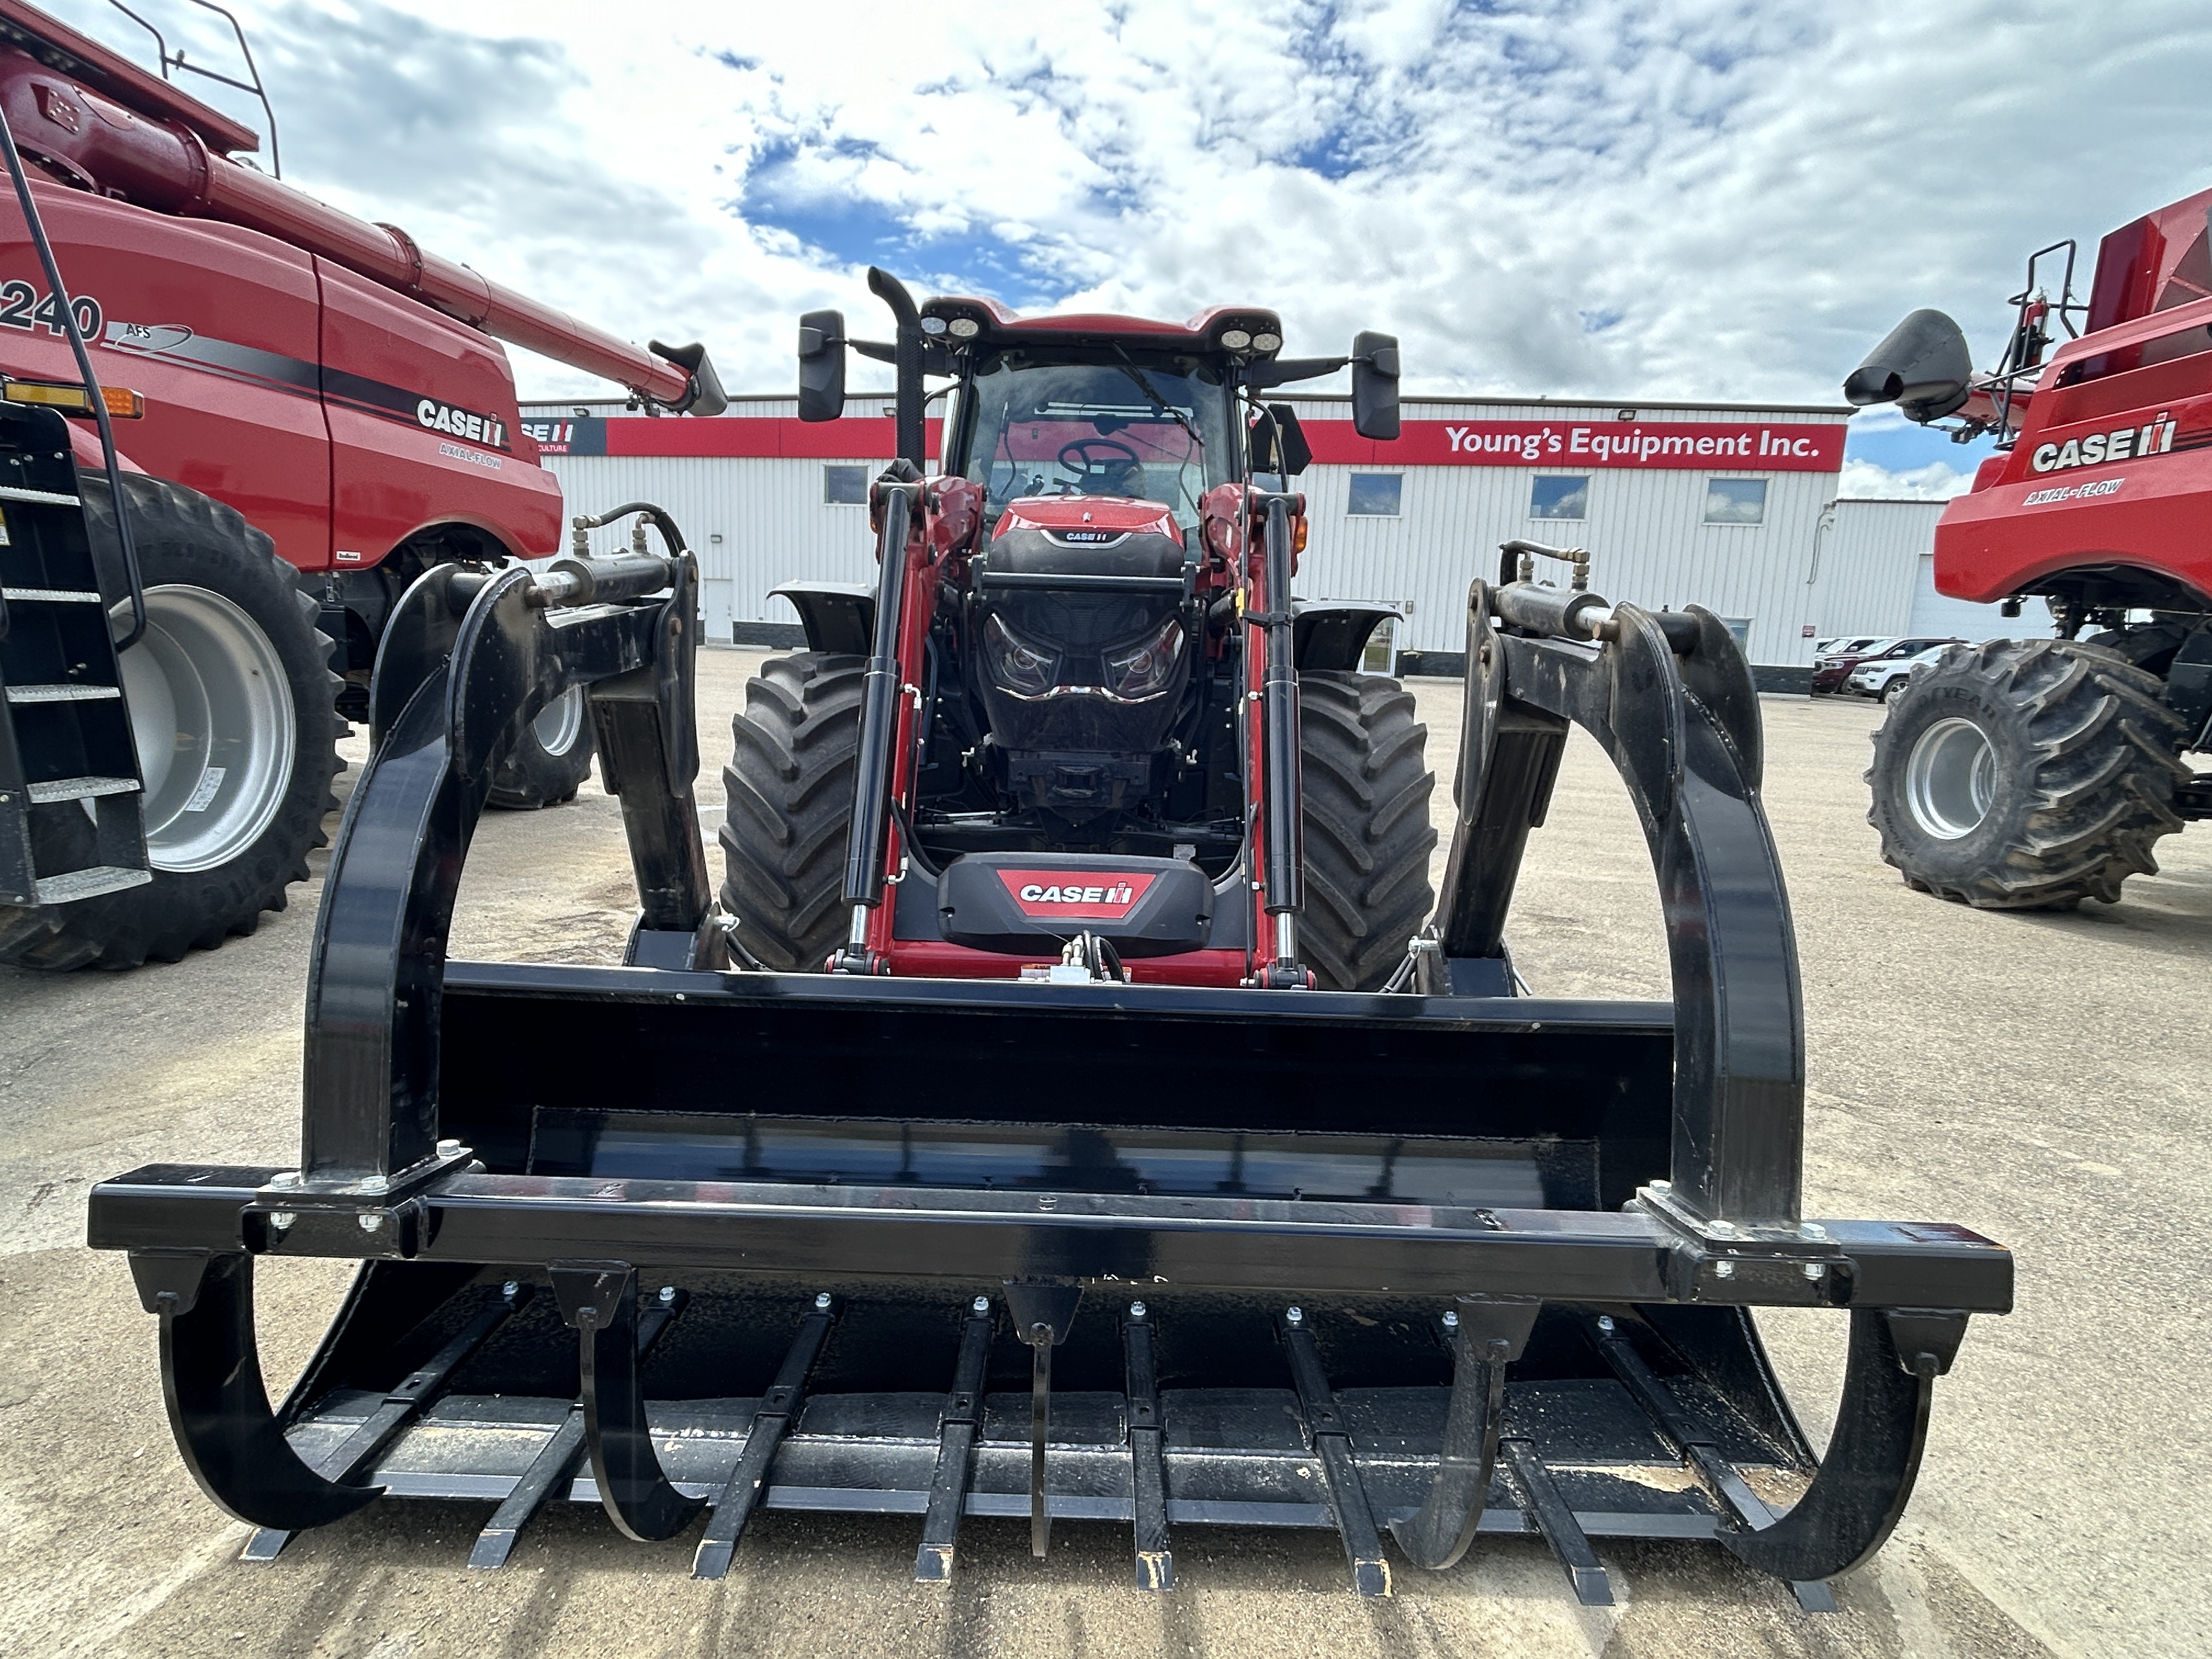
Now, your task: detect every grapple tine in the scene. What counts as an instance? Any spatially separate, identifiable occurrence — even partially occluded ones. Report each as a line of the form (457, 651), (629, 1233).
(692, 1293), (839, 1580)
(1279, 1309), (1390, 1596)
(1500, 1440), (1613, 1606)
(1718, 1308), (1966, 1587)
(244, 1279), (531, 1561)
(1593, 1310), (1951, 1599)
(131, 1249), (380, 1534)
(551, 1262), (704, 1544)
(1027, 1323), (1054, 1558)
(1122, 1303), (1173, 1592)
(470, 1288), (686, 1571)
(1389, 1295), (1538, 1572)
(913, 1300), (994, 1584)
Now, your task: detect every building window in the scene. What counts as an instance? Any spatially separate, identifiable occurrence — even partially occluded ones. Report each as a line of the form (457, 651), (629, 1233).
(1704, 478), (1768, 524)
(823, 464), (870, 505)
(1347, 473), (1402, 516)
(1529, 475), (1588, 520)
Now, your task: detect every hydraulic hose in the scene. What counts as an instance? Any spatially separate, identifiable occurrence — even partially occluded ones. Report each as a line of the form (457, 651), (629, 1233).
(842, 484), (915, 913)
(1259, 495), (1303, 932)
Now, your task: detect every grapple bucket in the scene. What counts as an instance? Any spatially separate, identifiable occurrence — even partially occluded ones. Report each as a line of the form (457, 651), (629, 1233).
(88, 539), (2010, 1604)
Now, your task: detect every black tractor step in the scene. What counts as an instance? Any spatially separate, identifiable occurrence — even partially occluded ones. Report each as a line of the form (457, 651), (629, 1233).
(1, 402), (150, 909)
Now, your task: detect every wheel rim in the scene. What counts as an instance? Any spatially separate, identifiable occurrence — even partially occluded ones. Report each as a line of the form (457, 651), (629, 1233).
(1904, 717), (1996, 840)
(119, 584), (297, 873)
(532, 686), (585, 757)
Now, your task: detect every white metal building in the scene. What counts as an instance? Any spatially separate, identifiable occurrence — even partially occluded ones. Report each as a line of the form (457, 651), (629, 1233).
(1806, 498), (2052, 645)
(520, 391), (1957, 687)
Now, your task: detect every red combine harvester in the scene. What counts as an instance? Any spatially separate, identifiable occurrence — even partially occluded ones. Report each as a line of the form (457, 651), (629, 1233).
(1848, 188), (2212, 907)
(0, 0), (723, 967)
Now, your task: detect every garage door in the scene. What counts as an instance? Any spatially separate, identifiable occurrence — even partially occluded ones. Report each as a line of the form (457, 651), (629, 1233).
(1906, 554), (2058, 642)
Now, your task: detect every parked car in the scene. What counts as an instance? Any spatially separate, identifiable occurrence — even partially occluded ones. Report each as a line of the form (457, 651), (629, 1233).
(1815, 634), (1888, 658)
(1813, 636), (1960, 694)
(1850, 643), (1958, 702)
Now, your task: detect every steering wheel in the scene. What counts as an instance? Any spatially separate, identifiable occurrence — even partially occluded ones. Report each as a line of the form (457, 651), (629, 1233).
(1056, 437), (1143, 490)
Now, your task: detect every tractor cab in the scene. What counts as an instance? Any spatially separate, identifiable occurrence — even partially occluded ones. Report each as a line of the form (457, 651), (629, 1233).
(763, 274), (1409, 986)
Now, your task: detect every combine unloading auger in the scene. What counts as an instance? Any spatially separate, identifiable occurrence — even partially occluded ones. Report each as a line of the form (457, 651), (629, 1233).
(87, 524), (2009, 1602)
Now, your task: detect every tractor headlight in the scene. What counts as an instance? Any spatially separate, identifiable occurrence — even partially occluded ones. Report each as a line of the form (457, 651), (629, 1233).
(983, 612), (1060, 697)
(1102, 616), (1187, 700)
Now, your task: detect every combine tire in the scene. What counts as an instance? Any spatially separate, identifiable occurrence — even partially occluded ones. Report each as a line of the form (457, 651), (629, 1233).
(1298, 670), (1437, 989)
(1866, 639), (2191, 910)
(0, 476), (341, 970)
(718, 652), (865, 970)
(487, 686), (593, 809)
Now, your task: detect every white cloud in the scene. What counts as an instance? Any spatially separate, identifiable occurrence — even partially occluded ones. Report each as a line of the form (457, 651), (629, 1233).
(1836, 459), (1976, 501)
(41, 1), (2212, 405)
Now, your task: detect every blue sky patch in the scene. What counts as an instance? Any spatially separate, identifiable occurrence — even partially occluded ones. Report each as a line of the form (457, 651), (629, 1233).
(1844, 417), (1995, 476)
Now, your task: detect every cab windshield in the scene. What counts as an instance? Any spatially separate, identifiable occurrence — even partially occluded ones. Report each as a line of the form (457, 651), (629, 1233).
(957, 357), (1233, 532)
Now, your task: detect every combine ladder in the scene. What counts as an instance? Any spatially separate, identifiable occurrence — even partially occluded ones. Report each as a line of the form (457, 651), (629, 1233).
(0, 402), (148, 910)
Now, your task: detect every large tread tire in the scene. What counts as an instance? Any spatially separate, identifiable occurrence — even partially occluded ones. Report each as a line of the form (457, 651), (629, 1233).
(487, 685), (594, 810)
(1866, 638), (2191, 910)
(718, 652), (865, 971)
(0, 475), (341, 970)
(1297, 670), (1438, 990)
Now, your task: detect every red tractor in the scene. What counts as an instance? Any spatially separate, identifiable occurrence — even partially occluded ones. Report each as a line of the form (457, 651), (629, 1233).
(716, 270), (1429, 990)
(1848, 189), (2212, 907)
(0, 0), (721, 968)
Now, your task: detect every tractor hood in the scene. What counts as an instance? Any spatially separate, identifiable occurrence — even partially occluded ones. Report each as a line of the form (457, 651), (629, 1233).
(995, 496), (1186, 543)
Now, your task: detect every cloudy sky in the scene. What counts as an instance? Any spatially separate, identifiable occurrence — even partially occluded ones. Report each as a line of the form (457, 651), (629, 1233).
(46, 0), (2212, 496)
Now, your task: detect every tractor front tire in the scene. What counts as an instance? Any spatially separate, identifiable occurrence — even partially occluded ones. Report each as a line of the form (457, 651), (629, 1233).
(0, 475), (341, 970)
(487, 685), (594, 809)
(718, 652), (866, 971)
(1298, 670), (1438, 990)
(1866, 639), (2191, 910)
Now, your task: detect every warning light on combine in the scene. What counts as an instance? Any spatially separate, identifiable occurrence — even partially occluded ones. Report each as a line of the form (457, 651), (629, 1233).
(2, 379), (144, 417)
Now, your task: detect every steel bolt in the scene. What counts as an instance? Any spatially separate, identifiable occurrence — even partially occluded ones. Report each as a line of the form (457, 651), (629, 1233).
(358, 1212), (383, 1233)
(661, 1285), (678, 1304)
(1285, 1306), (1304, 1325)
(1798, 1222), (1829, 1242)
(972, 1296), (990, 1314)
(1441, 1310), (1459, 1330)
(1802, 1262), (1826, 1280)
(1707, 1218), (1736, 1237)
(270, 1211), (295, 1231)
(1713, 1260), (1735, 1279)
(359, 1175), (390, 1195)
(436, 1138), (461, 1156)
(1596, 1315), (1615, 1333)
(1129, 1301), (1147, 1319)
(504, 1280), (521, 1297)
(815, 1292), (833, 1311)
(1650, 1179), (1672, 1194)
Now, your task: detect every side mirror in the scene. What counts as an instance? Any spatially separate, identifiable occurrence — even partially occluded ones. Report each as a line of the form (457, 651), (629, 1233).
(1351, 331), (1400, 441)
(1844, 309), (1972, 424)
(798, 309), (847, 423)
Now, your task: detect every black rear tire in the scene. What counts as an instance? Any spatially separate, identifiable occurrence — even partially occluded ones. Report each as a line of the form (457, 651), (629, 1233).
(0, 475), (341, 970)
(1297, 670), (1438, 990)
(487, 685), (594, 809)
(717, 652), (866, 971)
(1866, 639), (2191, 910)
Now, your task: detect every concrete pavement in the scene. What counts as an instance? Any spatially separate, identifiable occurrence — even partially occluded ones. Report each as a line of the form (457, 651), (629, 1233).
(2, 648), (2203, 1658)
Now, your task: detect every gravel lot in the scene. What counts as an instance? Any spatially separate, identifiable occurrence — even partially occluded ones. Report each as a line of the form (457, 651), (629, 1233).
(2, 648), (2206, 1659)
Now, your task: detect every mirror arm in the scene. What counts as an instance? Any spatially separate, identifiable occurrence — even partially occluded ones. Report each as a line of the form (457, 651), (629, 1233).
(850, 340), (898, 364)
(1243, 356), (1349, 391)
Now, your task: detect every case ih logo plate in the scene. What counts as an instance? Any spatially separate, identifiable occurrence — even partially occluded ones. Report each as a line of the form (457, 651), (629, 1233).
(999, 870), (1158, 920)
